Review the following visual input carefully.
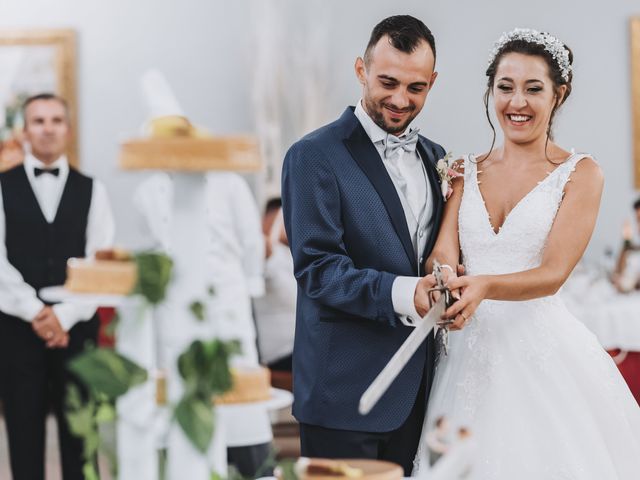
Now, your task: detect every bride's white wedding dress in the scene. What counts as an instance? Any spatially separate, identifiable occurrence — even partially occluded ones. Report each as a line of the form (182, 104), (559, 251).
(414, 153), (640, 479)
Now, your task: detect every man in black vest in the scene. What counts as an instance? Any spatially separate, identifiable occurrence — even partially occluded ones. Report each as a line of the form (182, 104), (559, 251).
(0, 93), (114, 480)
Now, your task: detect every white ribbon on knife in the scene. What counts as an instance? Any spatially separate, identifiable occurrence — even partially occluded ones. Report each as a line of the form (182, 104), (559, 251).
(359, 296), (445, 415)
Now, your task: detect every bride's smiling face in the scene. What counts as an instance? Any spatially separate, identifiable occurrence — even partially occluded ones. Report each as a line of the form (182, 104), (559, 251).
(493, 52), (567, 145)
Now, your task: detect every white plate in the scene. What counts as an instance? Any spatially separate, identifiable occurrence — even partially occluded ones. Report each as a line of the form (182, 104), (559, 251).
(39, 285), (136, 307)
(216, 388), (293, 413)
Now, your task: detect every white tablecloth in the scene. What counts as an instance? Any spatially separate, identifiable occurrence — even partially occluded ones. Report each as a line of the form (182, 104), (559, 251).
(562, 269), (640, 351)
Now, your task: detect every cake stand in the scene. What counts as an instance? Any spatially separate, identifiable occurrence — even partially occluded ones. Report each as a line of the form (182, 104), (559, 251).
(120, 139), (263, 480)
(216, 388), (293, 448)
(39, 286), (131, 307)
(42, 135), (264, 480)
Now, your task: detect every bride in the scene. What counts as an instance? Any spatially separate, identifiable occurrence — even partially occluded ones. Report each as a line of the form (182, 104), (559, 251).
(414, 28), (640, 478)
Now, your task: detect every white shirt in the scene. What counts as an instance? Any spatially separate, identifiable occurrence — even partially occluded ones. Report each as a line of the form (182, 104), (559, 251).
(204, 172), (265, 298)
(354, 101), (429, 322)
(132, 172), (265, 364)
(0, 154), (115, 331)
(204, 172), (265, 365)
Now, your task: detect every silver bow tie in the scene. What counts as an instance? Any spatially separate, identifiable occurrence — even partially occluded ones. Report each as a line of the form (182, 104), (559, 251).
(384, 129), (420, 158)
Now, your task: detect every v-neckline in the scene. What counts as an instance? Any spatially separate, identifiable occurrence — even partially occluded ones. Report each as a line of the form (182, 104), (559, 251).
(472, 153), (574, 236)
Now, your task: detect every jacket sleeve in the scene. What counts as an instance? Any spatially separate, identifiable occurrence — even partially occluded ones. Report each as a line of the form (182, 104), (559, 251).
(281, 139), (398, 326)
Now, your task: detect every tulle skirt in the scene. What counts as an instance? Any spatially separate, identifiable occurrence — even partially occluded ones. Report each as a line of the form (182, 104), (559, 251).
(413, 296), (640, 479)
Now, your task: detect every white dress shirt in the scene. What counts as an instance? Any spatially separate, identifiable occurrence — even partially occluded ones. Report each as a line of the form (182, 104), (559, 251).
(0, 154), (115, 331)
(354, 101), (431, 322)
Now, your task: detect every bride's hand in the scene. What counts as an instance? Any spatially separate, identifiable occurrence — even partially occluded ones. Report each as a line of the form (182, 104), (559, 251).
(434, 264), (464, 303)
(441, 275), (489, 330)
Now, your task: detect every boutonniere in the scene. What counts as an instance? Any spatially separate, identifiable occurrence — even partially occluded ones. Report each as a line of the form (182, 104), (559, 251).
(436, 152), (463, 200)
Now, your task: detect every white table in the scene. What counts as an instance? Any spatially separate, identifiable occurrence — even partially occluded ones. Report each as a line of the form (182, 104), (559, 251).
(39, 285), (293, 478)
(561, 271), (640, 351)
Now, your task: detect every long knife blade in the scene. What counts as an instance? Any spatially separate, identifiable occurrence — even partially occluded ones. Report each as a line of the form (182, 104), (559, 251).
(359, 296), (445, 415)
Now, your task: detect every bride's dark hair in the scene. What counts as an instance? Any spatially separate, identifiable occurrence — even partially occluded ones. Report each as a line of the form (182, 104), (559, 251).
(479, 38), (574, 164)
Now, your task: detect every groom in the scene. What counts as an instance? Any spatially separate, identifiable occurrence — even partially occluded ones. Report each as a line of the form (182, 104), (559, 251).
(281, 15), (446, 473)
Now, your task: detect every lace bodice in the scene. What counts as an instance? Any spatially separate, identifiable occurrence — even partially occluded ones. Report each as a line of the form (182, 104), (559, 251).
(459, 153), (590, 276)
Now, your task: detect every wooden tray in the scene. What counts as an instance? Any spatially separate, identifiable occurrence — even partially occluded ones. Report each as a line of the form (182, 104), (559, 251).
(301, 459), (403, 480)
(119, 136), (262, 172)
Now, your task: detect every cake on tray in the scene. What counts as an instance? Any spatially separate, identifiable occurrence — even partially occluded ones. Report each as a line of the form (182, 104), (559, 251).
(65, 249), (137, 295)
(215, 365), (272, 404)
(277, 458), (403, 480)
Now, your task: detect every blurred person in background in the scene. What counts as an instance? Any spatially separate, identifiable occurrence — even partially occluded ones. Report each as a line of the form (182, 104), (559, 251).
(255, 197), (295, 374)
(613, 198), (640, 292)
(0, 93), (114, 480)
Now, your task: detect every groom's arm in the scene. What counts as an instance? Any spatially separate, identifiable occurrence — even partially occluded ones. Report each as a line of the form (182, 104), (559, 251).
(282, 139), (410, 327)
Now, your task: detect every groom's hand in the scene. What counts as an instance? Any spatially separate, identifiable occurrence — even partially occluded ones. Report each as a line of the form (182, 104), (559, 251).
(414, 274), (438, 317)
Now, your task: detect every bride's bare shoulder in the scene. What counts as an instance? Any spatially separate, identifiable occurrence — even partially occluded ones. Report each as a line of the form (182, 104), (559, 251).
(568, 155), (604, 190)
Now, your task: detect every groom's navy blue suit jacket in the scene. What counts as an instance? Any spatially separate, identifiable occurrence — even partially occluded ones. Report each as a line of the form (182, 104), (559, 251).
(282, 107), (446, 432)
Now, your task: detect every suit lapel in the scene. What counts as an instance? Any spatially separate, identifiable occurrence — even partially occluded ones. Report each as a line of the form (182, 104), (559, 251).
(343, 123), (418, 273)
(417, 139), (444, 259)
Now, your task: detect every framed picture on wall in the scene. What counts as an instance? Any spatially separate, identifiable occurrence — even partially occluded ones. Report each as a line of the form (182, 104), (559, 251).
(632, 18), (640, 187)
(0, 29), (77, 171)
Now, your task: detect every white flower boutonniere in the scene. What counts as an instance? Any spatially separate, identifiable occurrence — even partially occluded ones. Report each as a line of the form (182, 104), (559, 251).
(436, 152), (463, 200)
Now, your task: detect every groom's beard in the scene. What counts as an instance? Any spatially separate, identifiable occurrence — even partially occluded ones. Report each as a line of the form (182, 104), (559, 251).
(364, 97), (417, 135)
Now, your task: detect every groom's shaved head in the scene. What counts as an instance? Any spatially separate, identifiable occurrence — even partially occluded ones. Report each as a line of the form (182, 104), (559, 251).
(364, 15), (436, 67)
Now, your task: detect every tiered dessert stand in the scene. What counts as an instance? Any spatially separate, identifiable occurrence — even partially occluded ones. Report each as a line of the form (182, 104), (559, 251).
(42, 135), (292, 480)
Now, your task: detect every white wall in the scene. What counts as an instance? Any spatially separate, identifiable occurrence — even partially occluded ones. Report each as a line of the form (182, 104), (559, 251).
(0, 0), (637, 257)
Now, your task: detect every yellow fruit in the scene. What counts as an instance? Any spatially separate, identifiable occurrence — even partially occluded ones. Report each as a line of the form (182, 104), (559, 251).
(150, 116), (192, 137)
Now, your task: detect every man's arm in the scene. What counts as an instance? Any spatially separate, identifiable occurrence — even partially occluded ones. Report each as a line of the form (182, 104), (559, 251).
(0, 183), (68, 346)
(282, 139), (409, 326)
(53, 180), (115, 332)
(0, 184), (45, 321)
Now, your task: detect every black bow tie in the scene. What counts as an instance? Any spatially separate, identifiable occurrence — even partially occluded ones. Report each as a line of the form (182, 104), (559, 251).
(34, 167), (60, 177)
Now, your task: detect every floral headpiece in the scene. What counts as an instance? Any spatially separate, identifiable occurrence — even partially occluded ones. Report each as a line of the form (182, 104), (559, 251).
(488, 28), (572, 82)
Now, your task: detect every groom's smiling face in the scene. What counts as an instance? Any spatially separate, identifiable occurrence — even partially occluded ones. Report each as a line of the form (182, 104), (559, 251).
(356, 35), (437, 135)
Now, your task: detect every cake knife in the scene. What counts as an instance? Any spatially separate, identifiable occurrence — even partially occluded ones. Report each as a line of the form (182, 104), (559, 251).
(358, 295), (445, 415)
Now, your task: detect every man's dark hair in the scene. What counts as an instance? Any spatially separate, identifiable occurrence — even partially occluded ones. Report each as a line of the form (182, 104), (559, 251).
(22, 93), (70, 122)
(363, 15), (436, 67)
(265, 197), (282, 216)
(633, 197), (640, 211)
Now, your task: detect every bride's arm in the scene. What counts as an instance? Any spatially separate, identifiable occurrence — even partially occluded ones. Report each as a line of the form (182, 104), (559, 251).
(444, 157), (604, 327)
(426, 175), (464, 274)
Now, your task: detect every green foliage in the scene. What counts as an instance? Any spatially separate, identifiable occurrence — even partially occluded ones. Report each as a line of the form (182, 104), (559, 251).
(66, 384), (99, 460)
(67, 348), (147, 477)
(83, 462), (100, 480)
(103, 311), (120, 339)
(175, 395), (214, 453)
(68, 347), (148, 400)
(177, 339), (240, 398)
(134, 252), (174, 304)
(175, 339), (240, 453)
(225, 465), (250, 480)
(66, 384), (115, 480)
(95, 402), (116, 423)
(189, 300), (206, 322)
(276, 459), (299, 480)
